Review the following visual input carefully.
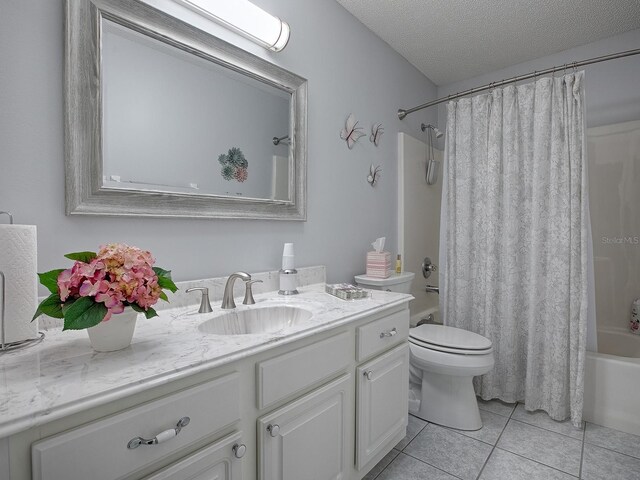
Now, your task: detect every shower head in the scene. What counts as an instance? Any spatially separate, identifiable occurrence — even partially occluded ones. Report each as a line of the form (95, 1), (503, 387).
(421, 123), (443, 138)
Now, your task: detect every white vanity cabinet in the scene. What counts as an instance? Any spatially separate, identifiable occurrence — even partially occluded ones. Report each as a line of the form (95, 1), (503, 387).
(356, 344), (409, 469)
(143, 432), (244, 480)
(257, 375), (351, 480)
(31, 373), (241, 480)
(355, 310), (410, 470)
(7, 300), (410, 480)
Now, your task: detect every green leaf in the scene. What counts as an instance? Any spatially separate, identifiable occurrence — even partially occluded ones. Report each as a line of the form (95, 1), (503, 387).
(64, 251), (97, 263)
(158, 291), (168, 302)
(152, 267), (170, 277)
(38, 269), (65, 294)
(62, 297), (107, 330)
(32, 294), (64, 321)
(143, 307), (158, 319)
(130, 304), (144, 313)
(153, 267), (178, 293)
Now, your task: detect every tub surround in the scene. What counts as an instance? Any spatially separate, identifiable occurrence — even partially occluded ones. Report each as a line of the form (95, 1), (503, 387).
(0, 266), (410, 440)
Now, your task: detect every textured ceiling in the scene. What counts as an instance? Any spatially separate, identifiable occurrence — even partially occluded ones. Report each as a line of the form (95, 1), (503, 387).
(335, 0), (640, 85)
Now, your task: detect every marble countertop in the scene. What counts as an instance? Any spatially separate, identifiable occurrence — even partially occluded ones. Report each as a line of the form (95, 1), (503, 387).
(0, 283), (411, 439)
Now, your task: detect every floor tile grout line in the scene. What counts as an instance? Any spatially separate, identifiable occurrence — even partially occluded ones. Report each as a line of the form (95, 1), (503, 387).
(491, 446), (580, 478)
(579, 421), (587, 478)
(399, 420), (429, 452)
(582, 439), (640, 462)
(370, 418), (429, 480)
(474, 400), (518, 479)
(400, 451), (466, 480)
(508, 417), (584, 441)
(368, 449), (400, 480)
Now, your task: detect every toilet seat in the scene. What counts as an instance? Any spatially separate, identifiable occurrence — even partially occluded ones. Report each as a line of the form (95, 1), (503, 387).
(409, 324), (492, 355)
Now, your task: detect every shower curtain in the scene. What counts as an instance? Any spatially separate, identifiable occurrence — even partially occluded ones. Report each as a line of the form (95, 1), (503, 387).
(439, 72), (594, 426)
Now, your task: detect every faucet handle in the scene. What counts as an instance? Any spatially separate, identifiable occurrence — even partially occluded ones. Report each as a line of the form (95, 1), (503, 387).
(243, 280), (263, 305)
(186, 287), (213, 313)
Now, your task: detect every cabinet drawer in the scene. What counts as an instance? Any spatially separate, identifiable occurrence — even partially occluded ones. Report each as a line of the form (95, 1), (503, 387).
(32, 373), (240, 480)
(257, 331), (350, 409)
(144, 431), (244, 480)
(357, 310), (409, 361)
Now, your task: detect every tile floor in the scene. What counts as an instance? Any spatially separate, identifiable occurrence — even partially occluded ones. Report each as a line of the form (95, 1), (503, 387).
(364, 399), (640, 480)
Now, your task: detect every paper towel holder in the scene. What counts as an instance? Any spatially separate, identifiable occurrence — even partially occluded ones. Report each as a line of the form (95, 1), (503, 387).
(0, 210), (46, 352)
(0, 211), (13, 225)
(0, 270), (45, 353)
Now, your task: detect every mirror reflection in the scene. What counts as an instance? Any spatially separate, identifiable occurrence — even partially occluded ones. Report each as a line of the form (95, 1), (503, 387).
(101, 20), (292, 201)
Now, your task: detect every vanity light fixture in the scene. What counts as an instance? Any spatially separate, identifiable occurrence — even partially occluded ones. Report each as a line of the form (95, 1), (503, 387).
(174, 0), (290, 52)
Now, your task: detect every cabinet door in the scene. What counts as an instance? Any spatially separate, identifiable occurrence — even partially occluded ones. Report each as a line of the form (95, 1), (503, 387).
(144, 432), (244, 480)
(258, 374), (350, 480)
(356, 344), (409, 469)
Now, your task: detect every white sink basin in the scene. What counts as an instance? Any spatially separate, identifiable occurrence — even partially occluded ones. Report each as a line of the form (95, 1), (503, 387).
(197, 305), (314, 335)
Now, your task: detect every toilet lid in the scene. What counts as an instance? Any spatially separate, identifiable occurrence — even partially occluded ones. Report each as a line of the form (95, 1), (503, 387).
(409, 324), (492, 352)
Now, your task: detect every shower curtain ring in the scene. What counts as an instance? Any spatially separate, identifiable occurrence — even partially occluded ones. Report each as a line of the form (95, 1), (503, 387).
(573, 61), (578, 72)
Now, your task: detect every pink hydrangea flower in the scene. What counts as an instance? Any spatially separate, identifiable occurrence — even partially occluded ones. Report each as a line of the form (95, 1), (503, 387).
(57, 243), (162, 322)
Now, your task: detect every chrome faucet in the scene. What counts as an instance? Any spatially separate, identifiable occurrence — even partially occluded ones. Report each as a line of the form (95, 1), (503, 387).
(186, 287), (213, 313)
(222, 272), (252, 309)
(243, 279), (263, 305)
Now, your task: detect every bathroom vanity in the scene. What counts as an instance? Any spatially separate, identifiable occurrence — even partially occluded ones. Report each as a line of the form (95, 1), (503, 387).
(0, 270), (410, 480)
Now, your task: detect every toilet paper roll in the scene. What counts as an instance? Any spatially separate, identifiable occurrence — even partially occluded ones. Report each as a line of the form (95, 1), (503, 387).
(0, 225), (39, 344)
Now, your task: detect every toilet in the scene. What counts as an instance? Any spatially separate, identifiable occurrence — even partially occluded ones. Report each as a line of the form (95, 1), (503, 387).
(354, 271), (415, 293)
(355, 272), (494, 431)
(409, 324), (494, 430)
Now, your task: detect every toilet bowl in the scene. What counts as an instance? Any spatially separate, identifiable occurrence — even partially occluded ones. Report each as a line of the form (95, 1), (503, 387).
(408, 324), (494, 430)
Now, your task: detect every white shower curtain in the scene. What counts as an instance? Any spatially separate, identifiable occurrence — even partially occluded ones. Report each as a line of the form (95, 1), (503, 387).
(439, 72), (594, 426)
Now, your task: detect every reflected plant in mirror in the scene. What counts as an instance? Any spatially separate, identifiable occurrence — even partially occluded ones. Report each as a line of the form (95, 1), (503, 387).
(218, 148), (249, 183)
(65, 0), (307, 220)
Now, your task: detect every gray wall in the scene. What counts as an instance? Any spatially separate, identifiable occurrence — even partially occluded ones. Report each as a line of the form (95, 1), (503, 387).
(0, 0), (437, 285)
(437, 29), (640, 132)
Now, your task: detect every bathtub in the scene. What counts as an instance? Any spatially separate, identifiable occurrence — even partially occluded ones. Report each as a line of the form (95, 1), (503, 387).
(584, 327), (640, 436)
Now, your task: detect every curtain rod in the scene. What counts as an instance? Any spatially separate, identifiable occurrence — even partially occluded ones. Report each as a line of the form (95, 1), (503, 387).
(397, 47), (640, 120)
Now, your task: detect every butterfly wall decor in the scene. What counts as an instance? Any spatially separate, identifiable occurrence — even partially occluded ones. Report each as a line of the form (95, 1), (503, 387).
(370, 123), (384, 146)
(340, 113), (366, 149)
(367, 164), (382, 186)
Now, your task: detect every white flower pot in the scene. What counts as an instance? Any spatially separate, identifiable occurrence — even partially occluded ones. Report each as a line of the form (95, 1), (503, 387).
(87, 308), (138, 352)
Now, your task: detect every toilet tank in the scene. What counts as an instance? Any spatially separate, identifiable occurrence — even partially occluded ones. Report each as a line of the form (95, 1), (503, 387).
(354, 272), (415, 294)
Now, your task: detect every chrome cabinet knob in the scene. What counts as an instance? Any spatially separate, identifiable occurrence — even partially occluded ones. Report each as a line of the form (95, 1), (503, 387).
(267, 424), (280, 437)
(232, 443), (247, 458)
(364, 370), (373, 380)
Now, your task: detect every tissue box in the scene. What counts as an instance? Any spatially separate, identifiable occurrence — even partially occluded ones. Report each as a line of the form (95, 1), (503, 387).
(366, 251), (392, 278)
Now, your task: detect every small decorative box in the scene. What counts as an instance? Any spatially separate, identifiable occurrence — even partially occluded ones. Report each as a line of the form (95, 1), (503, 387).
(325, 283), (369, 300)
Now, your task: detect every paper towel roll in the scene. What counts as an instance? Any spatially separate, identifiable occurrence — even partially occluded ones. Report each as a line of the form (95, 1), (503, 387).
(0, 225), (39, 344)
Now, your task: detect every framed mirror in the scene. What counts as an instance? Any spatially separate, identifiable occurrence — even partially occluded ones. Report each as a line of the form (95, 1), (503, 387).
(65, 0), (307, 220)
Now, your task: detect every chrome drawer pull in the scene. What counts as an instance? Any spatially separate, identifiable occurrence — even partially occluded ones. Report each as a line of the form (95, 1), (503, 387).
(232, 443), (247, 458)
(364, 370), (373, 380)
(380, 328), (397, 338)
(267, 424), (280, 437)
(127, 416), (190, 449)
